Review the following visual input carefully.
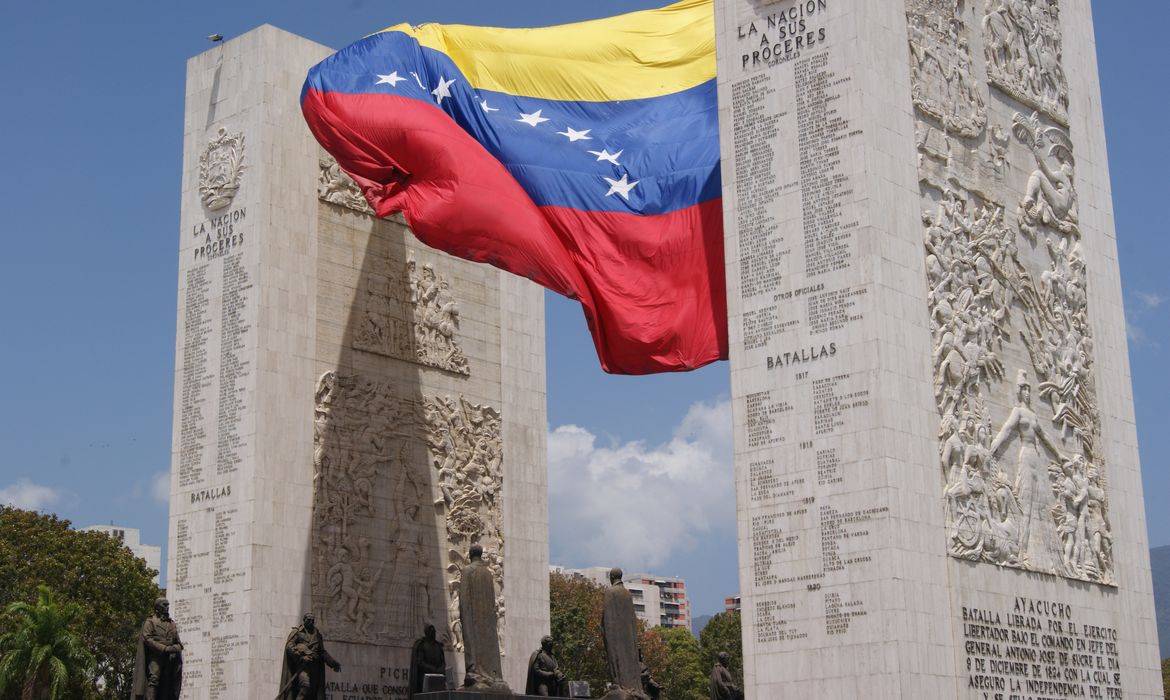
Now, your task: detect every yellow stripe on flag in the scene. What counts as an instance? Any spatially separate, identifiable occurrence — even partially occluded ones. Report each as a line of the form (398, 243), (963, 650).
(375, 0), (715, 102)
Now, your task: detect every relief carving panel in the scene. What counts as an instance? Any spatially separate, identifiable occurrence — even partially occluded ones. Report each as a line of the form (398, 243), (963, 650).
(319, 154), (375, 215)
(311, 372), (506, 648)
(923, 182), (1110, 585)
(423, 394), (505, 652)
(912, 1), (1112, 586)
(312, 372), (436, 644)
(908, 0), (987, 138)
(199, 127), (245, 211)
(982, 0), (1069, 124)
(351, 257), (471, 376)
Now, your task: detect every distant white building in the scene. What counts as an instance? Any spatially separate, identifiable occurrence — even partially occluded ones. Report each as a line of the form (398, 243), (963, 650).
(80, 525), (161, 585)
(552, 565), (691, 632)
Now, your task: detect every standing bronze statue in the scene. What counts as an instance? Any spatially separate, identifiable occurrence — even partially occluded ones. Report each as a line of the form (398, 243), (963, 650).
(458, 544), (510, 691)
(525, 635), (567, 697)
(409, 624), (447, 697)
(708, 652), (743, 700)
(132, 597), (183, 700)
(278, 613), (341, 700)
(600, 568), (647, 699)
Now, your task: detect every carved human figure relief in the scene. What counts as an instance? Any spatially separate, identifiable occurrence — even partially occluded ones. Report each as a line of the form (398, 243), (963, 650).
(199, 127), (245, 211)
(318, 153), (375, 215)
(982, 0), (1069, 124)
(907, 0), (987, 138)
(311, 371), (441, 644)
(422, 393), (505, 651)
(1013, 111), (1079, 240)
(409, 260), (472, 376)
(351, 257), (472, 376)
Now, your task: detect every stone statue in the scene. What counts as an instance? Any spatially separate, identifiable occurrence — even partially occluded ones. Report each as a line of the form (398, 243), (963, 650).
(278, 613), (341, 700)
(459, 544), (509, 691)
(600, 568), (646, 699)
(708, 652), (743, 700)
(132, 597), (183, 700)
(639, 648), (661, 700)
(409, 624), (447, 698)
(526, 635), (567, 697)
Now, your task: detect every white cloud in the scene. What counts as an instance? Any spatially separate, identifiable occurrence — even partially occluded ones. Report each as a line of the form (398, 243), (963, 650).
(0, 480), (62, 511)
(1136, 291), (1166, 309)
(548, 399), (734, 571)
(151, 471), (171, 505)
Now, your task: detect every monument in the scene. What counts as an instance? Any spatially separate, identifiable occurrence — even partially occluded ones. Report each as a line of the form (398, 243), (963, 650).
(167, 26), (549, 698)
(714, 0), (1164, 697)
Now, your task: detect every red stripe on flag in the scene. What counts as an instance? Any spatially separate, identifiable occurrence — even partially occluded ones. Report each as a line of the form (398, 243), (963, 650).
(540, 201), (727, 374)
(302, 88), (727, 374)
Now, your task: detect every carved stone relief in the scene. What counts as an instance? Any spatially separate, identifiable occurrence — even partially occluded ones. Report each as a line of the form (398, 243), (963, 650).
(352, 258), (472, 376)
(911, 0), (1111, 585)
(1013, 111), (1079, 240)
(312, 371), (432, 644)
(923, 182), (1109, 584)
(199, 127), (245, 211)
(908, 0), (987, 138)
(319, 154), (375, 215)
(982, 0), (1069, 124)
(311, 373), (506, 648)
(423, 394), (505, 652)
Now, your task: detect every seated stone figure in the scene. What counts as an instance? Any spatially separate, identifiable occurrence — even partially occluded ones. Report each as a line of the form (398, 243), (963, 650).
(526, 635), (567, 697)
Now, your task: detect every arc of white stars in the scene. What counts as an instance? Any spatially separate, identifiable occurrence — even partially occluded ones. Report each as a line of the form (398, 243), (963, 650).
(376, 71), (406, 87)
(517, 109), (549, 127)
(588, 148), (623, 166)
(432, 77), (456, 105)
(557, 126), (592, 142)
(480, 99), (500, 113)
(604, 174), (639, 200)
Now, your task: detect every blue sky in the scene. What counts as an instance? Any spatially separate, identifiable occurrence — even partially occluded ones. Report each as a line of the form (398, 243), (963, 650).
(0, 1), (1164, 620)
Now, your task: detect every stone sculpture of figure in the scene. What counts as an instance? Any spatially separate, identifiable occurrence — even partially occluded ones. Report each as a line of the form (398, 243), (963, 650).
(709, 652), (743, 700)
(639, 648), (661, 700)
(409, 624), (446, 698)
(989, 371), (1064, 574)
(459, 544), (510, 691)
(1079, 467), (1112, 579)
(278, 613), (341, 700)
(132, 597), (183, 700)
(1023, 141), (1077, 232)
(600, 568), (645, 699)
(526, 635), (567, 697)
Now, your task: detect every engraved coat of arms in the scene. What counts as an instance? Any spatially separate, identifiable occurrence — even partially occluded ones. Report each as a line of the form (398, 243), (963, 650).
(199, 127), (245, 211)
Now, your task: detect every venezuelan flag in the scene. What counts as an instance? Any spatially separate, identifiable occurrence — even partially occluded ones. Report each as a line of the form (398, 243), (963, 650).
(302, 0), (726, 374)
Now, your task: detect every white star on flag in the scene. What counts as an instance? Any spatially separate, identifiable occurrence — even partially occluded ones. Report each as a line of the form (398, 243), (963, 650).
(604, 174), (639, 200)
(480, 99), (500, 113)
(557, 127), (593, 142)
(517, 110), (550, 127)
(376, 71), (406, 87)
(588, 148), (623, 166)
(409, 72), (426, 89)
(432, 77), (456, 104)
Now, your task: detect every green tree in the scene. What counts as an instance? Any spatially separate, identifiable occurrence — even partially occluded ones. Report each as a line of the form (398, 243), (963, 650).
(698, 612), (743, 688)
(0, 508), (160, 700)
(0, 585), (94, 700)
(549, 572), (679, 697)
(1161, 657), (1168, 700)
(649, 626), (707, 700)
(549, 571), (609, 693)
